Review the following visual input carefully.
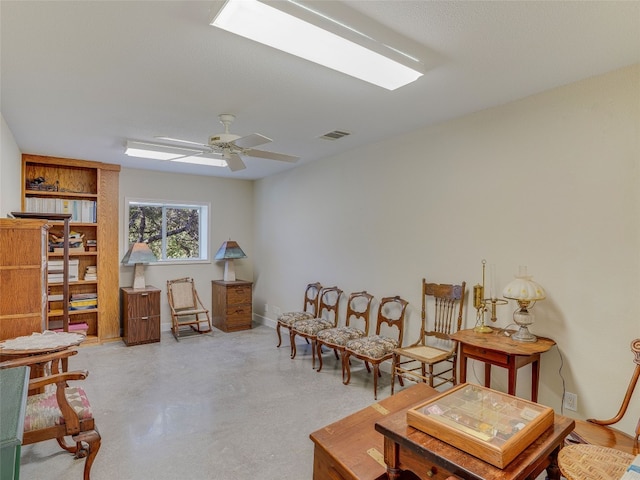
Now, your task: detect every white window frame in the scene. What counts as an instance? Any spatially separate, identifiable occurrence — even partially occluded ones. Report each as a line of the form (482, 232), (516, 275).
(124, 197), (210, 264)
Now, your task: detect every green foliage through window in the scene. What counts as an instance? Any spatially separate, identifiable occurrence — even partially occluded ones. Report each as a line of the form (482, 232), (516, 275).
(126, 199), (209, 262)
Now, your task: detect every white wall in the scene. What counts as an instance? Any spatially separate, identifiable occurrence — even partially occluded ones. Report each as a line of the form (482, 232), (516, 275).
(253, 64), (640, 433)
(118, 168), (254, 330)
(0, 114), (23, 216)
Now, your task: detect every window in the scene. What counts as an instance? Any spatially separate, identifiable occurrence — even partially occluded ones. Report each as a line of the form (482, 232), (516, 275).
(125, 198), (209, 263)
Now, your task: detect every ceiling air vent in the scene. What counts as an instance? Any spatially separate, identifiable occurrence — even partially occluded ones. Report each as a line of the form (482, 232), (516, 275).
(319, 130), (351, 141)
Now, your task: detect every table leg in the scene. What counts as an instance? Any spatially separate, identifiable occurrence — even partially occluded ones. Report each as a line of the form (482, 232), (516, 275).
(507, 356), (517, 396)
(484, 363), (491, 389)
(531, 358), (540, 403)
(545, 446), (561, 480)
(459, 350), (468, 383)
(383, 437), (402, 480)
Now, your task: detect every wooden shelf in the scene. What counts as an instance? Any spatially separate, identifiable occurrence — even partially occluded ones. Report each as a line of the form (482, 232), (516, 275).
(48, 308), (98, 317)
(48, 251), (97, 258)
(48, 279), (98, 287)
(25, 189), (98, 199)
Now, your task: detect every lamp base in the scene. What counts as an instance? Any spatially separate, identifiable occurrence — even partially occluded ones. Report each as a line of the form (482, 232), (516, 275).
(223, 260), (236, 282)
(474, 324), (493, 333)
(132, 263), (146, 289)
(512, 326), (537, 342)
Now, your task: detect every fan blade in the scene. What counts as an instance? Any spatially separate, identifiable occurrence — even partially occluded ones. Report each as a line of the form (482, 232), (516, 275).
(226, 152), (246, 172)
(245, 149), (299, 163)
(155, 136), (209, 148)
(233, 133), (272, 149)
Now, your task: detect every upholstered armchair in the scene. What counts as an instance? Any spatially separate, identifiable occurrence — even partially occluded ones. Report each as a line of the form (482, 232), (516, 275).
(0, 349), (100, 480)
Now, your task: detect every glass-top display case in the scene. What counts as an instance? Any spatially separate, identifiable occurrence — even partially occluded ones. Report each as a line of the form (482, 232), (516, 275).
(406, 383), (554, 468)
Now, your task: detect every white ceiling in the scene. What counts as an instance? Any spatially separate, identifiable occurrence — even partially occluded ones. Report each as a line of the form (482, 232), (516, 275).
(2, 1), (639, 180)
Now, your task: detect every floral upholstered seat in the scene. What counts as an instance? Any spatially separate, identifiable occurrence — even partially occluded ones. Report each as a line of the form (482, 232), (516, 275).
(276, 282), (323, 349)
(294, 317), (335, 335)
(343, 296), (409, 400)
(344, 335), (399, 359)
(290, 286), (343, 368)
(278, 311), (316, 327)
(24, 386), (93, 431)
(316, 291), (374, 374)
(0, 348), (101, 480)
(317, 326), (365, 346)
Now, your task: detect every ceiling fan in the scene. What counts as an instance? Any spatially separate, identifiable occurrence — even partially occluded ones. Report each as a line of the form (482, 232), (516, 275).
(157, 114), (299, 172)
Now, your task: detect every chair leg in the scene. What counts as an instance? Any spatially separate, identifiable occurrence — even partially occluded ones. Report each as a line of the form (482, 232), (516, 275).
(373, 364), (380, 400)
(290, 331), (297, 359)
(56, 436), (77, 454)
(364, 361), (371, 373)
(73, 429), (101, 480)
(276, 322), (283, 347)
(342, 353), (352, 385)
(391, 355), (397, 395)
(316, 342), (324, 372)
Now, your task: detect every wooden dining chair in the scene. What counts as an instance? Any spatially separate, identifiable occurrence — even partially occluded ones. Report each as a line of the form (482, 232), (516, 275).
(315, 291), (374, 374)
(343, 296), (409, 400)
(391, 279), (466, 394)
(570, 338), (640, 455)
(0, 348), (101, 480)
(276, 282), (323, 348)
(290, 286), (343, 369)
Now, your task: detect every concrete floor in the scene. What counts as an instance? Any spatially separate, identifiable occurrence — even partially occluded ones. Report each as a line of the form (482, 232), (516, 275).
(19, 324), (552, 480)
(19, 324), (392, 480)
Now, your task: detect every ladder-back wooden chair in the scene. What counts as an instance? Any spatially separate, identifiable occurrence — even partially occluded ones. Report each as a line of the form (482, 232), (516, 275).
(392, 279), (466, 394)
(570, 338), (640, 454)
(276, 282), (323, 348)
(0, 349), (100, 480)
(343, 296), (409, 400)
(167, 277), (212, 340)
(316, 291), (374, 374)
(290, 286), (343, 369)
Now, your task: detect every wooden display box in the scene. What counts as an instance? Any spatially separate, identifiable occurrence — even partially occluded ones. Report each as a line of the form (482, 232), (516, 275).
(406, 383), (554, 469)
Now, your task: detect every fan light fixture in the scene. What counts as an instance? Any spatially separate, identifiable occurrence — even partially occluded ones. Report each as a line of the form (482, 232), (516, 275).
(210, 0), (424, 90)
(124, 141), (227, 167)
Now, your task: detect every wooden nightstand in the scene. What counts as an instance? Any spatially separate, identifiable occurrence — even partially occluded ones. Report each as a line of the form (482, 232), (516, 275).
(120, 286), (161, 346)
(211, 280), (253, 332)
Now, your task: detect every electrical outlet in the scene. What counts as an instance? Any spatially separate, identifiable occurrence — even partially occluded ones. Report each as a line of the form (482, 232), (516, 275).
(563, 392), (578, 412)
(264, 303), (269, 313)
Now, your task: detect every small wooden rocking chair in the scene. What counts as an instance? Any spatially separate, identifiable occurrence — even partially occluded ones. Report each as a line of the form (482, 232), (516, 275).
(167, 277), (212, 340)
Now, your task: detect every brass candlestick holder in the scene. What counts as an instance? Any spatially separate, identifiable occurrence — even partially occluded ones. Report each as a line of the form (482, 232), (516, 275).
(473, 260), (507, 333)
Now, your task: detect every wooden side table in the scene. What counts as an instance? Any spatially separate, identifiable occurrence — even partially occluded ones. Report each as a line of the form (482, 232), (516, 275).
(120, 286), (161, 346)
(451, 329), (555, 402)
(211, 280), (253, 332)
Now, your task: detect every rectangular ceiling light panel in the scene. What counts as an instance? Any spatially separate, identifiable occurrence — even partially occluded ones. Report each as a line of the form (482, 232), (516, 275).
(210, 0), (424, 90)
(125, 141), (226, 167)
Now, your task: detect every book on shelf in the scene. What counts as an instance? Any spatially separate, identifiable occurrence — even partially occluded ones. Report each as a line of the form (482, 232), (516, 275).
(70, 292), (97, 300)
(50, 322), (89, 333)
(84, 265), (97, 280)
(25, 197), (97, 222)
(47, 258), (79, 282)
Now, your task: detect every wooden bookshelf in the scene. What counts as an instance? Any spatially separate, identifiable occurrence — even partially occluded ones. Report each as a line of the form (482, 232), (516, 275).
(20, 154), (121, 343)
